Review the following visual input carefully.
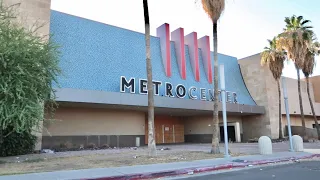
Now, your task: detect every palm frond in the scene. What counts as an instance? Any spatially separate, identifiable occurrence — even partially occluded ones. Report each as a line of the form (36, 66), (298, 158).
(291, 15), (297, 28)
(200, 0), (225, 22)
(297, 15), (303, 24)
(276, 29), (310, 69)
(302, 51), (315, 77)
(261, 38), (286, 80)
(302, 26), (313, 29)
(284, 17), (291, 25)
(301, 20), (311, 26)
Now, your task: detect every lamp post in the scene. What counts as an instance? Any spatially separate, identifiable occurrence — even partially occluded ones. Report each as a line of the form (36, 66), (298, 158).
(281, 77), (294, 152)
(219, 64), (230, 158)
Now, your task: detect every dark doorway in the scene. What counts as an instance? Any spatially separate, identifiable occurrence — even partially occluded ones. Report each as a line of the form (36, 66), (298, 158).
(219, 126), (236, 142)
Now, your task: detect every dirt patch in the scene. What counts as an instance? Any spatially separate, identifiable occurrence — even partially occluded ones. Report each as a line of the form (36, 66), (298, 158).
(0, 151), (243, 175)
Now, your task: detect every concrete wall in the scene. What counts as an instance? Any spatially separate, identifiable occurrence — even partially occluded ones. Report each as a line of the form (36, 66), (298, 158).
(239, 53), (320, 140)
(184, 115), (242, 142)
(282, 115), (320, 139)
(285, 126), (319, 139)
(281, 77), (320, 116)
(43, 107), (145, 136)
(2, 0), (52, 150)
(310, 76), (320, 103)
(42, 107), (146, 149)
(184, 116), (242, 134)
(238, 53), (278, 139)
(282, 115), (319, 129)
(2, 0), (51, 38)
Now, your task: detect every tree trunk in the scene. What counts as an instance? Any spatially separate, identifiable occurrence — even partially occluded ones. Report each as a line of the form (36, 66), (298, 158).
(306, 76), (320, 140)
(211, 22), (220, 154)
(296, 66), (307, 141)
(277, 80), (283, 139)
(0, 129), (2, 144)
(143, 0), (156, 156)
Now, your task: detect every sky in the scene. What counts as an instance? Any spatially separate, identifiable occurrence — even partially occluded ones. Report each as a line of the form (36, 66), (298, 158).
(50, 0), (320, 78)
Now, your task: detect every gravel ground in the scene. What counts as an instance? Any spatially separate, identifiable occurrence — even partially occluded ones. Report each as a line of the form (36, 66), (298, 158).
(0, 150), (244, 176)
(0, 142), (319, 175)
(1, 142), (319, 163)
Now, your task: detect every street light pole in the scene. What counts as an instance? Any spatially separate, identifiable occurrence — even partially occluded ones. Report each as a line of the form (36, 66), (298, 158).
(281, 77), (294, 152)
(219, 64), (230, 158)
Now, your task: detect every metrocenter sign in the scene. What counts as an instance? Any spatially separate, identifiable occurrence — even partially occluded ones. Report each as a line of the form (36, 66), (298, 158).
(120, 76), (238, 104)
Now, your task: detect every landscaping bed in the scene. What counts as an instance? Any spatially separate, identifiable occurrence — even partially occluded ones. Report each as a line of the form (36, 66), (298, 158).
(0, 147), (244, 176)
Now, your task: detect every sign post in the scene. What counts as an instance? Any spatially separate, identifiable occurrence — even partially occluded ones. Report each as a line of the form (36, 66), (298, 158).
(281, 77), (294, 152)
(219, 64), (230, 158)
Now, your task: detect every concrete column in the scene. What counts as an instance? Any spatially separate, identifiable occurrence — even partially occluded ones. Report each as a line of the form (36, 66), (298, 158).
(239, 54), (279, 140)
(234, 122), (241, 142)
(2, 0), (52, 38)
(2, 0), (52, 150)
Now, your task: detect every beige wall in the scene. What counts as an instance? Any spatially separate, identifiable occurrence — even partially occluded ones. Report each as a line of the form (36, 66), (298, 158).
(239, 53), (320, 140)
(282, 115), (319, 129)
(281, 77), (320, 116)
(238, 53), (279, 139)
(2, 0), (52, 150)
(43, 107), (145, 136)
(310, 76), (320, 103)
(282, 115), (320, 139)
(184, 116), (242, 135)
(3, 0), (51, 38)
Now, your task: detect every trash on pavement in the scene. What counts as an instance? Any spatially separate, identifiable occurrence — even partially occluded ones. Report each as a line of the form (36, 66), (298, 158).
(187, 171), (194, 175)
(41, 149), (55, 154)
(232, 159), (248, 163)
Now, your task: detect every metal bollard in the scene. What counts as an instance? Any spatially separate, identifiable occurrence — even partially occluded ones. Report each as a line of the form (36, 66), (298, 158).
(258, 136), (272, 155)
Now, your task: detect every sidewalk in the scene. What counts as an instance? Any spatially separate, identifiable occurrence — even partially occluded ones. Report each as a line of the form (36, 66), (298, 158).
(0, 151), (319, 180)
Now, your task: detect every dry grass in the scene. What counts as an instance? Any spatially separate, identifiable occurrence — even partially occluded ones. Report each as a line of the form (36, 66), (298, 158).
(0, 151), (243, 175)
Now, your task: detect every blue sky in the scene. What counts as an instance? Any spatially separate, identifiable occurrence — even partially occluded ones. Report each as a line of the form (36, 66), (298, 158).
(51, 0), (320, 78)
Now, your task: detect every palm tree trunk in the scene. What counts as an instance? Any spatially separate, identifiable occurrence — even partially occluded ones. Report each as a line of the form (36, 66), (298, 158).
(306, 76), (320, 140)
(0, 129), (2, 144)
(277, 80), (283, 139)
(296, 65), (307, 141)
(211, 22), (220, 154)
(143, 0), (156, 156)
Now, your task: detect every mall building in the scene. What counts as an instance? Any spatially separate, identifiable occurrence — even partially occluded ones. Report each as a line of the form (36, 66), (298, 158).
(6, 0), (320, 149)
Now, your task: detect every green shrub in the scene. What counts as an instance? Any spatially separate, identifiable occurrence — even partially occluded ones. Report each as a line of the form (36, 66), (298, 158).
(0, 1), (61, 138)
(0, 127), (37, 157)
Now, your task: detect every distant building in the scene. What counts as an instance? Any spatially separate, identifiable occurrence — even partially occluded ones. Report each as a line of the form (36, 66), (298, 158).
(239, 54), (320, 141)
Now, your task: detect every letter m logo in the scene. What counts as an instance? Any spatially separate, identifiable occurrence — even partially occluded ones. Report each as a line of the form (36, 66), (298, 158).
(157, 23), (212, 83)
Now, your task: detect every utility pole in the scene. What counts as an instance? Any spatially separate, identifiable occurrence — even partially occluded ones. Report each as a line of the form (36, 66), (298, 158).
(220, 64), (230, 158)
(281, 77), (294, 152)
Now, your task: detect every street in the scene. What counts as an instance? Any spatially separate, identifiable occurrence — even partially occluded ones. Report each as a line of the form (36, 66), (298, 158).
(170, 161), (320, 180)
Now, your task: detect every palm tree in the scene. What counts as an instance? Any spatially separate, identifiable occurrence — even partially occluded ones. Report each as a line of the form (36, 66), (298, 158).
(276, 15), (314, 141)
(199, 0), (225, 154)
(302, 40), (320, 140)
(261, 37), (286, 140)
(143, 0), (156, 156)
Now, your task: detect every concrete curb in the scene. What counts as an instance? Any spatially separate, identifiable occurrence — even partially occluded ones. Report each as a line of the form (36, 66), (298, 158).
(81, 154), (320, 180)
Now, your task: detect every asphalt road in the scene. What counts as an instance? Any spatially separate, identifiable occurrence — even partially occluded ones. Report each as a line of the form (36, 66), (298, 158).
(172, 161), (320, 180)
